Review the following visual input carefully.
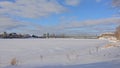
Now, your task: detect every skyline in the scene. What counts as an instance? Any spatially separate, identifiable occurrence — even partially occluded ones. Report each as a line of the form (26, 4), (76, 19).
(0, 0), (120, 35)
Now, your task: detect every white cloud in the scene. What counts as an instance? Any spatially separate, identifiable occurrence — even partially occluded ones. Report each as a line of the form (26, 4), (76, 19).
(0, 16), (23, 32)
(0, 0), (63, 34)
(50, 17), (120, 34)
(0, 0), (66, 18)
(0, 0), (68, 34)
(57, 17), (120, 29)
(0, 16), (43, 34)
(0, 16), (119, 35)
(29, 17), (119, 34)
(65, 0), (80, 6)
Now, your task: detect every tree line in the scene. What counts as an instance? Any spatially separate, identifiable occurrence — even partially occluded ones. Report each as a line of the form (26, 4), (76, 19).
(0, 32), (68, 39)
(0, 25), (119, 39)
(0, 32), (38, 39)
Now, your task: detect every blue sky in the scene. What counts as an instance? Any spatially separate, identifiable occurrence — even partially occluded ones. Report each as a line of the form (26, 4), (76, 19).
(0, 0), (120, 35)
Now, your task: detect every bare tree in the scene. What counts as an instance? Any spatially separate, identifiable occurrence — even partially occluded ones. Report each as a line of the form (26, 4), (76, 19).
(115, 25), (120, 40)
(112, 0), (120, 7)
(112, 0), (120, 40)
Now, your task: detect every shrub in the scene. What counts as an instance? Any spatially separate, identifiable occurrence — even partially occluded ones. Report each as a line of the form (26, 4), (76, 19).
(10, 58), (18, 65)
(115, 25), (120, 40)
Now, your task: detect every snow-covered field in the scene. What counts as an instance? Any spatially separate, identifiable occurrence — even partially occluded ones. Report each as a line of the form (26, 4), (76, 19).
(0, 39), (120, 68)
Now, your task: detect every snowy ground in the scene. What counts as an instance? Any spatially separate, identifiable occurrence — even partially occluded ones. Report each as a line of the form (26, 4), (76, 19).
(0, 39), (120, 68)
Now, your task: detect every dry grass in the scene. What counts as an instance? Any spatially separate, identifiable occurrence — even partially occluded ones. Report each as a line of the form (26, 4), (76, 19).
(10, 58), (18, 65)
(103, 43), (117, 48)
(104, 44), (113, 48)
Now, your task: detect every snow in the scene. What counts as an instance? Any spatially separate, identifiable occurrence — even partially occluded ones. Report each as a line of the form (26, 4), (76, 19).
(0, 39), (120, 68)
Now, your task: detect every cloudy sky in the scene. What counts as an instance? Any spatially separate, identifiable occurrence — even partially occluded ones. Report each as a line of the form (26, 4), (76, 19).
(0, 0), (120, 35)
